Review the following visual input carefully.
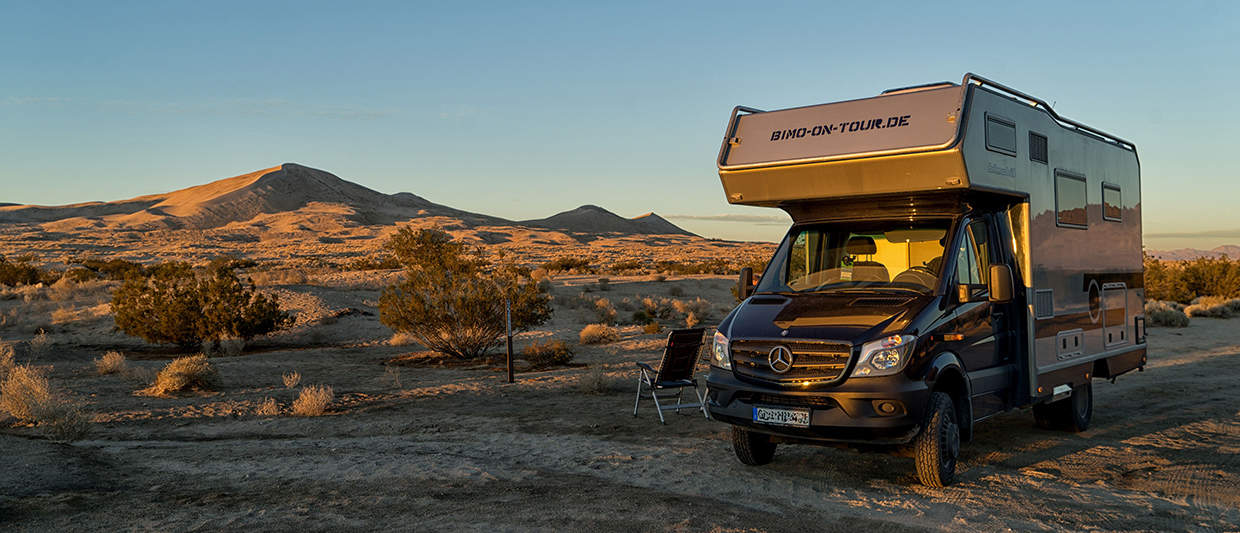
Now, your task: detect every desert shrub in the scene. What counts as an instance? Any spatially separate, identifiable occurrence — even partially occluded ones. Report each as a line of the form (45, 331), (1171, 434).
(0, 364), (52, 421)
(641, 296), (676, 319)
(282, 370), (301, 389)
(111, 263), (290, 348)
(64, 268), (98, 283)
(95, 351), (126, 375)
(654, 259), (732, 276)
(672, 297), (712, 318)
(292, 385), (333, 416)
(39, 401), (90, 442)
(543, 256), (592, 273)
(1145, 300), (1190, 327)
(388, 331), (419, 346)
(379, 228), (552, 359)
(609, 260), (644, 273)
(342, 254), (401, 271)
(685, 312), (701, 328)
(577, 365), (622, 394)
(0, 344), (14, 380)
(248, 269), (309, 286)
(579, 324), (619, 345)
(29, 331), (50, 357)
(256, 397), (280, 416)
(74, 258), (145, 281)
(529, 268), (550, 281)
(591, 298), (617, 325)
(654, 275), (666, 282)
(523, 340), (575, 369)
(0, 256), (44, 287)
(1184, 296), (1240, 318)
(142, 354), (218, 396)
(642, 321), (662, 334)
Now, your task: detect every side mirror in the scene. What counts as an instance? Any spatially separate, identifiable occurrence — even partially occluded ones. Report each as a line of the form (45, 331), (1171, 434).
(738, 267), (754, 300)
(988, 264), (1014, 303)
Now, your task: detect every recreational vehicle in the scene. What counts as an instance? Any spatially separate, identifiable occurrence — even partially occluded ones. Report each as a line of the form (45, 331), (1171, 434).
(707, 73), (1144, 487)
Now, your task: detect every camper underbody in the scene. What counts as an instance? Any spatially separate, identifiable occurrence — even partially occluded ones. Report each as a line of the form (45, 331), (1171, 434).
(707, 73), (1144, 487)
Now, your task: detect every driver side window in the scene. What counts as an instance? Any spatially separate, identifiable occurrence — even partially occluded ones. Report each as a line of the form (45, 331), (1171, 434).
(955, 231), (980, 285)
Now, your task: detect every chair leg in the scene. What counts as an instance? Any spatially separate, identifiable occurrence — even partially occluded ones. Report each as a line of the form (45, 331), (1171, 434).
(696, 385), (710, 420)
(651, 390), (666, 424)
(632, 374), (644, 417)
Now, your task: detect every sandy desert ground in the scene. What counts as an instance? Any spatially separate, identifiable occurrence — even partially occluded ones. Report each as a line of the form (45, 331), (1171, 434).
(2, 273), (1239, 532)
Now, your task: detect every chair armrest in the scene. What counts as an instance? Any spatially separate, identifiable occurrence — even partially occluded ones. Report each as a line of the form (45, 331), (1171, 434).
(636, 362), (655, 372)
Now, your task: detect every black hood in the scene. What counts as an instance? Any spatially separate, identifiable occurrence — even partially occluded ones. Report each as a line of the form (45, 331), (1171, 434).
(723, 292), (932, 345)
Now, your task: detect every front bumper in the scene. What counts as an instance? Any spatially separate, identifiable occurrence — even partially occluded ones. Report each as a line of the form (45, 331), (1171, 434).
(706, 368), (929, 445)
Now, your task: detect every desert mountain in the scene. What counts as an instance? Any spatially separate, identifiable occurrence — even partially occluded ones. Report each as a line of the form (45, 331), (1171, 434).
(1149, 245), (1240, 261)
(0, 164), (695, 237)
(521, 205), (696, 237)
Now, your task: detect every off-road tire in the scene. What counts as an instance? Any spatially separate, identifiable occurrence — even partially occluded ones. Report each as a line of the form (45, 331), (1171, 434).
(914, 392), (960, 487)
(1033, 382), (1093, 432)
(731, 426), (777, 466)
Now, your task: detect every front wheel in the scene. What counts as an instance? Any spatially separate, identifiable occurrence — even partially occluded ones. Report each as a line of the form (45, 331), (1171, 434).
(731, 426), (777, 465)
(914, 392), (960, 487)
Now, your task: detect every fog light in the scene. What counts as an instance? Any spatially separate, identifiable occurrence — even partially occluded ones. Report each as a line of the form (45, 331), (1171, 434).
(873, 400), (903, 416)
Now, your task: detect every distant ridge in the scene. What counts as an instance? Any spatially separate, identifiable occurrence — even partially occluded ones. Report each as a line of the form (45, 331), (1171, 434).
(520, 205), (696, 237)
(1149, 245), (1240, 261)
(0, 164), (697, 237)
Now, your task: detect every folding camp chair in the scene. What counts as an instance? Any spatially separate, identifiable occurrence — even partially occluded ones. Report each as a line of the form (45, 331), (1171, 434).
(633, 328), (709, 423)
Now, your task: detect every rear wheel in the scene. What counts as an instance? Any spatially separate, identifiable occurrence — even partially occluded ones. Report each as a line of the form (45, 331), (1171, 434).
(731, 426), (777, 466)
(1033, 382), (1093, 432)
(914, 392), (960, 487)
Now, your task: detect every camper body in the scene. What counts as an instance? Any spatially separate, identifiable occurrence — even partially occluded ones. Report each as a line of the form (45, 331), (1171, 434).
(706, 74), (1144, 486)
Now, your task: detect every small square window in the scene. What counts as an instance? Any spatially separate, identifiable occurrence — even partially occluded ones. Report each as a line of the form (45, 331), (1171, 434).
(985, 114), (1017, 157)
(1055, 171), (1088, 229)
(1103, 183), (1122, 222)
(1029, 132), (1048, 164)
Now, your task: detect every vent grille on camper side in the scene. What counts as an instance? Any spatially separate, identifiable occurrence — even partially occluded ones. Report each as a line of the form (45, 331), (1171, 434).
(1030, 132), (1048, 164)
(729, 339), (852, 385)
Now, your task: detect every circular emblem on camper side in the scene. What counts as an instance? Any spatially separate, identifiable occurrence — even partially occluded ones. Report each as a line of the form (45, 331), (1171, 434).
(768, 346), (794, 374)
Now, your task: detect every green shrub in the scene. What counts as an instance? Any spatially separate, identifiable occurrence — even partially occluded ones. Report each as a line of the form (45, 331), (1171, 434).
(379, 228), (552, 359)
(111, 263), (290, 348)
(1184, 296), (1240, 318)
(523, 340), (575, 369)
(0, 256), (43, 287)
(74, 258), (146, 280)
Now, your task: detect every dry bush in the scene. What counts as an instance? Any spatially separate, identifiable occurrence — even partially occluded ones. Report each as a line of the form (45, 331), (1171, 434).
(282, 370), (301, 389)
(0, 344), (15, 380)
(292, 385), (334, 416)
(577, 365), (623, 394)
(672, 297), (712, 318)
(141, 354), (218, 396)
(523, 340), (575, 369)
(642, 321), (662, 334)
(95, 351), (126, 375)
(29, 331), (50, 357)
(40, 401), (90, 442)
(1145, 301), (1190, 327)
(248, 269), (310, 286)
(579, 324), (620, 345)
(256, 397), (280, 416)
(1184, 296), (1240, 318)
(591, 298), (617, 325)
(1, 364), (52, 421)
(530, 268), (550, 282)
(50, 307), (76, 325)
(617, 297), (636, 312)
(685, 312), (701, 328)
(388, 331), (419, 346)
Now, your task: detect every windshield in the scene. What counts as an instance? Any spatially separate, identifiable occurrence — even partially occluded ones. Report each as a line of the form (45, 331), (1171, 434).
(755, 220), (951, 294)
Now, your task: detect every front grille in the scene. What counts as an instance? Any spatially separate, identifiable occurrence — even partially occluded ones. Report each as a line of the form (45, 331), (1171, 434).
(737, 392), (837, 409)
(730, 339), (852, 385)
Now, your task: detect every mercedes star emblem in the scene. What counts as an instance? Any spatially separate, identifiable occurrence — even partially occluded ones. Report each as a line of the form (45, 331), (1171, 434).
(768, 345), (794, 374)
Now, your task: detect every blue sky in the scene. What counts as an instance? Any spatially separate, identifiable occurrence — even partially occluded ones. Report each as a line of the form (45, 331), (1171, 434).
(1, 1), (1236, 246)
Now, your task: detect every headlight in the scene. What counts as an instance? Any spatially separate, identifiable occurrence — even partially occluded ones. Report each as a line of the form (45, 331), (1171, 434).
(850, 334), (916, 378)
(711, 331), (731, 369)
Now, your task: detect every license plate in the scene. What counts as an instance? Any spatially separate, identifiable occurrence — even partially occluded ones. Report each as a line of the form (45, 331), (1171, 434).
(752, 406), (811, 428)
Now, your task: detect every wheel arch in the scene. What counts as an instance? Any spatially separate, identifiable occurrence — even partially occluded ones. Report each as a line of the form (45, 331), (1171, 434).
(925, 351), (973, 442)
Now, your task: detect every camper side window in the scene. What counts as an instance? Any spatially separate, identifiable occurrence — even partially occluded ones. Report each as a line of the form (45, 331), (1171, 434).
(1103, 183), (1122, 222)
(1055, 171), (1088, 228)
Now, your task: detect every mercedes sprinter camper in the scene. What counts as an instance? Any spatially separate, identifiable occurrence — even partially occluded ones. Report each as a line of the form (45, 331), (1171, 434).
(707, 73), (1145, 487)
